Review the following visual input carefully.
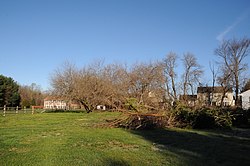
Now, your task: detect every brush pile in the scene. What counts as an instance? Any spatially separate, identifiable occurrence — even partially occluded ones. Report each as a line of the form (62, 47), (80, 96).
(105, 113), (168, 130)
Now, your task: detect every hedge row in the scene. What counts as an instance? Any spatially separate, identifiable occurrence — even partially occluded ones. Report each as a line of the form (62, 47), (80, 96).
(170, 106), (250, 129)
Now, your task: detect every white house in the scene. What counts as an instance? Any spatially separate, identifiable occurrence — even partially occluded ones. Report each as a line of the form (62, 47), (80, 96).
(97, 105), (106, 110)
(44, 96), (67, 109)
(239, 90), (250, 110)
(197, 86), (235, 107)
(44, 96), (81, 110)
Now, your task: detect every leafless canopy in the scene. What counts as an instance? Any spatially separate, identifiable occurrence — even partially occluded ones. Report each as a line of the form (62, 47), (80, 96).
(182, 53), (203, 96)
(164, 52), (178, 101)
(50, 61), (166, 112)
(215, 38), (250, 106)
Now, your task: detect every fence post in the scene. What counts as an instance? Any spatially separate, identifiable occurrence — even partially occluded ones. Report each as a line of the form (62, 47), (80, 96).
(3, 105), (6, 116)
(24, 106), (26, 114)
(32, 106), (34, 114)
(16, 106), (18, 114)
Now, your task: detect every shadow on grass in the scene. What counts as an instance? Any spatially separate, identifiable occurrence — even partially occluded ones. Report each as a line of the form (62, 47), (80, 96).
(131, 128), (250, 166)
(103, 158), (130, 166)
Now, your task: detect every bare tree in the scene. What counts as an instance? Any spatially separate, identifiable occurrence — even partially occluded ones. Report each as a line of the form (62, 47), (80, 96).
(182, 53), (203, 97)
(217, 65), (234, 107)
(215, 38), (250, 106)
(19, 83), (44, 107)
(72, 61), (120, 112)
(50, 61), (129, 112)
(74, 67), (108, 112)
(128, 62), (165, 111)
(102, 63), (129, 109)
(164, 52), (178, 101)
(209, 61), (218, 106)
(50, 62), (77, 99)
(50, 61), (103, 112)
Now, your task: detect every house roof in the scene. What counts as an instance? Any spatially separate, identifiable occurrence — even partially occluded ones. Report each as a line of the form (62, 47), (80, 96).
(197, 86), (233, 93)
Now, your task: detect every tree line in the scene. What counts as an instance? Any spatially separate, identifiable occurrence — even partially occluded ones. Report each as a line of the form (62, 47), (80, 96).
(0, 75), (20, 107)
(0, 75), (44, 108)
(1, 37), (249, 128)
(50, 38), (250, 112)
(0, 37), (249, 113)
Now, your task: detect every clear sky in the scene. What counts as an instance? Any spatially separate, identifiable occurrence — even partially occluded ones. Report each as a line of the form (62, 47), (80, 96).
(0, 0), (250, 90)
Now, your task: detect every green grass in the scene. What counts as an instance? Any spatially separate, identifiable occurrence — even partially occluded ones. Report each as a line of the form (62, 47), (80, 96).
(0, 112), (250, 166)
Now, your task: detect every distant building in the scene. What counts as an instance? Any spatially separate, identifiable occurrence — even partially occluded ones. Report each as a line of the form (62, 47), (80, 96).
(239, 90), (250, 110)
(197, 86), (234, 107)
(44, 96), (67, 109)
(97, 105), (106, 110)
(44, 96), (80, 110)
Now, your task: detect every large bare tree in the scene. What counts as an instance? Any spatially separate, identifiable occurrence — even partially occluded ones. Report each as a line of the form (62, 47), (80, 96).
(102, 63), (129, 109)
(215, 38), (250, 106)
(50, 61), (130, 112)
(209, 61), (219, 106)
(50, 62), (82, 108)
(164, 52), (178, 101)
(217, 64), (234, 107)
(50, 62), (77, 98)
(127, 62), (165, 111)
(182, 53), (203, 96)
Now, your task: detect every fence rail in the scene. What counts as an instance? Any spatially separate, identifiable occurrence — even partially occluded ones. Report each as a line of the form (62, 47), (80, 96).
(0, 106), (44, 116)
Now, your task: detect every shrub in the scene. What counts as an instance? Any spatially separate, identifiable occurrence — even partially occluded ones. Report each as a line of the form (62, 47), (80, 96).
(192, 110), (215, 129)
(170, 105), (195, 128)
(125, 98), (138, 111)
(231, 108), (250, 128)
(170, 107), (233, 129)
(209, 108), (232, 129)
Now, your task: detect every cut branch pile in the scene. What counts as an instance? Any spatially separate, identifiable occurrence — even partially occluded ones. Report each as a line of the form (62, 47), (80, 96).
(102, 113), (168, 130)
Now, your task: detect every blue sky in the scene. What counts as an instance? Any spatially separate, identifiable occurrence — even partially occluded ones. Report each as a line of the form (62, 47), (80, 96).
(0, 0), (250, 90)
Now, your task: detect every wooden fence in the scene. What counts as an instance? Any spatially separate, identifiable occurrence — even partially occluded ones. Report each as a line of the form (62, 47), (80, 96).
(0, 105), (44, 116)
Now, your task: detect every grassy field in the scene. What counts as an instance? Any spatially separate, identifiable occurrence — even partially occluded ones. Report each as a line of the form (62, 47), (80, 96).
(0, 111), (250, 166)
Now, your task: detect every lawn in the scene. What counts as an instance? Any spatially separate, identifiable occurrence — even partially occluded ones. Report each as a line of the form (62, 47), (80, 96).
(0, 111), (250, 166)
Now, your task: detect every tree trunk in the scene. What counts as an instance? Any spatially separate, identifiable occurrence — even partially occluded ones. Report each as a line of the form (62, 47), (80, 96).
(80, 100), (92, 113)
(235, 78), (239, 107)
(171, 76), (177, 100)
